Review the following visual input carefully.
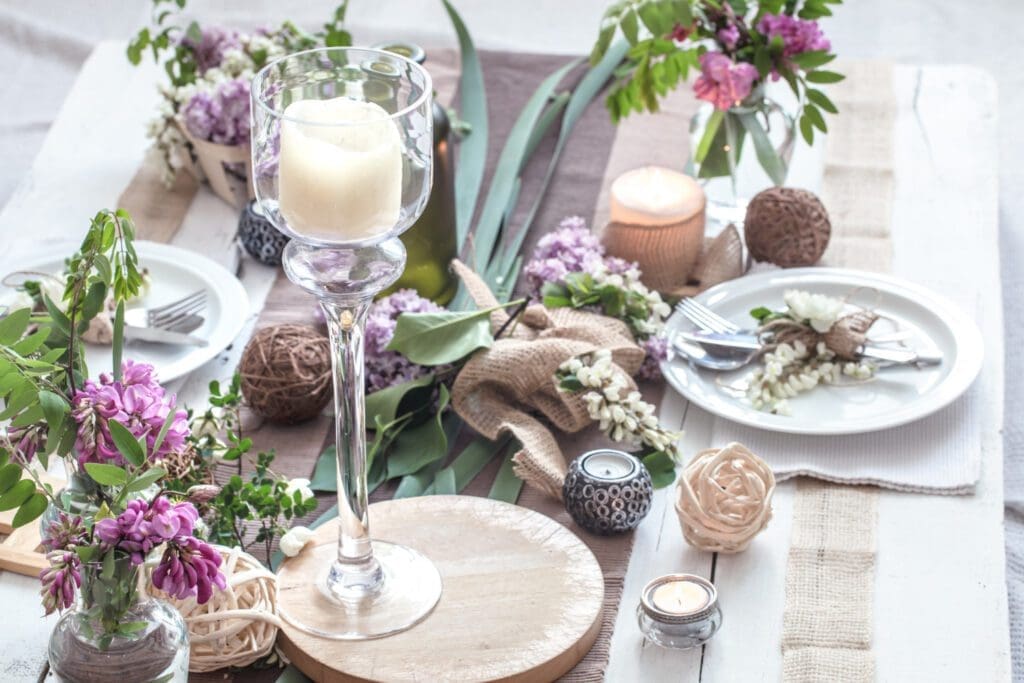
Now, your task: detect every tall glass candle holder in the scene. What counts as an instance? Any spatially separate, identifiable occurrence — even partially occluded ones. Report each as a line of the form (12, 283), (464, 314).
(251, 47), (439, 640)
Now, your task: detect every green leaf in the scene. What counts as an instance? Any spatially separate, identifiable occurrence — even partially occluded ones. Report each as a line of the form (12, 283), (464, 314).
(83, 463), (128, 487)
(488, 444), (524, 503)
(471, 59), (579, 275)
(385, 387), (450, 479)
(38, 390), (69, 434)
(309, 446), (337, 493)
(101, 549), (115, 580)
(108, 419), (145, 466)
(42, 296), (71, 334)
(436, 435), (505, 494)
(0, 308), (31, 345)
(365, 373), (436, 428)
(694, 109), (724, 164)
(799, 114), (815, 145)
(11, 327), (50, 356)
(0, 479), (34, 511)
(275, 664), (314, 683)
(123, 467), (166, 493)
(805, 70), (845, 84)
(12, 493), (47, 528)
(392, 458), (445, 499)
(805, 88), (838, 114)
(112, 300), (124, 381)
(442, 0), (488, 249)
(0, 463), (21, 494)
(432, 467), (457, 495)
(737, 112), (787, 186)
(642, 451), (677, 488)
(750, 306), (773, 321)
(386, 305), (510, 365)
(150, 408), (177, 456)
(620, 8), (640, 44)
(803, 103), (827, 132)
(788, 50), (836, 70)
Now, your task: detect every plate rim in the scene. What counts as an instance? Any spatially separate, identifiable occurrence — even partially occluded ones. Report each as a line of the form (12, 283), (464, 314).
(660, 267), (984, 435)
(22, 240), (249, 383)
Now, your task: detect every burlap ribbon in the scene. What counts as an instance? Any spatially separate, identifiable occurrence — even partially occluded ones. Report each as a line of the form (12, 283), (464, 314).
(450, 260), (645, 499)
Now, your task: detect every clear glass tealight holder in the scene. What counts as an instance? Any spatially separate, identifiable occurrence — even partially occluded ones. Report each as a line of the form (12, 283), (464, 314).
(637, 573), (722, 649)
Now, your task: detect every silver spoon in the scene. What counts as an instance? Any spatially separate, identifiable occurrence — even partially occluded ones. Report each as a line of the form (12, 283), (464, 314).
(673, 337), (759, 371)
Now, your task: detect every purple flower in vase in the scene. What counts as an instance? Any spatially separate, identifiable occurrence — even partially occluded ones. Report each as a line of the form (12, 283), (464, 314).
(39, 550), (82, 615)
(42, 512), (87, 552)
(72, 360), (188, 466)
(180, 26), (241, 74)
(757, 15), (830, 58)
(95, 497), (201, 565)
(152, 536), (226, 604)
(692, 52), (758, 111)
(717, 25), (741, 50)
(182, 78), (252, 146)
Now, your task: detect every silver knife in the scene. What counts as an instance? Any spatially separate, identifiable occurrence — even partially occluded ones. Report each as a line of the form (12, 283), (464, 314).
(124, 325), (208, 347)
(675, 330), (942, 365)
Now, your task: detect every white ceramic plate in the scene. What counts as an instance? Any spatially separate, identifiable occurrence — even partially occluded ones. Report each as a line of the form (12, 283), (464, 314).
(660, 268), (984, 435)
(25, 241), (249, 383)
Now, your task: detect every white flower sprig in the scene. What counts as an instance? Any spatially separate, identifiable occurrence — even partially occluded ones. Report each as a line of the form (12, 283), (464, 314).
(744, 340), (875, 415)
(556, 350), (681, 461)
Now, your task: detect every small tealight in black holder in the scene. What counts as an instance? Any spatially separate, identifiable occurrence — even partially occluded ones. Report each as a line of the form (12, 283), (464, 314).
(237, 199), (290, 266)
(562, 449), (653, 535)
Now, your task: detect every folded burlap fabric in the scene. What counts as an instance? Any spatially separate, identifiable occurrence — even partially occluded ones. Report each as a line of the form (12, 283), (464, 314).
(450, 260), (644, 499)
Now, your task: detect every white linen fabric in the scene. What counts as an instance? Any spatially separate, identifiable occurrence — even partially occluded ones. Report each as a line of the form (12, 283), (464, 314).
(1, 0), (1023, 678)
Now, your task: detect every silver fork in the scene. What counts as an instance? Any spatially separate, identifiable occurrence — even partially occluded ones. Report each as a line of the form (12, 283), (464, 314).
(675, 298), (739, 333)
(145, 290), (207, 329)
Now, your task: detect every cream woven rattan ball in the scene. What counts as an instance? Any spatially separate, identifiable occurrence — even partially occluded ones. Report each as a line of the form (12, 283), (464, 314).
(675, 442), (776, 553)
(147, 545), (282, 672)
(744, 187), (831, 267)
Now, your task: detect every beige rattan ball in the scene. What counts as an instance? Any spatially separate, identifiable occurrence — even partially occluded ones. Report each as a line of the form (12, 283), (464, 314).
(239, 324), (332, 424)
(675, 442), (776, 553)
(744, 187), (831, 267)
(147, 545), (282, 672)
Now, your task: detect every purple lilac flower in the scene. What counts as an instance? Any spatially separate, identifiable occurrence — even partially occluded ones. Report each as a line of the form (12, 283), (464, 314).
(152, 536), (226, 604)
(182, 78), (252, 146)
(72, 360), (188, 466)
(717, 25), (741, 50)
(757, 14), (830, 58)
(39, 550), (82, 615)
(365, 289), (445, 392)
(523, 216), (606, 295)
(42, 512), (87, 552)
(7, 423), (44, 463)
(693, 52), (759, 111)
(638, 336), (669, 381)
(180, 27), (241, 74)
(94, 497), (199, 565)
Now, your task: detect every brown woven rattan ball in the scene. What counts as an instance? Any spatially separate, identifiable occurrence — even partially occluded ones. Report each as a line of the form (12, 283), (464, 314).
(239, 324), (332, 424)
(744, 187), (831, 267)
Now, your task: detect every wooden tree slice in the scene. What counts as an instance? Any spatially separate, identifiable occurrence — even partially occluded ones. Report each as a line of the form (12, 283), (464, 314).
(277, 496), (605, 682)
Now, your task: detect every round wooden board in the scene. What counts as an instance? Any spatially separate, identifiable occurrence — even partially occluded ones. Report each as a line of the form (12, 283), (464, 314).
(277, 495), (605, 682)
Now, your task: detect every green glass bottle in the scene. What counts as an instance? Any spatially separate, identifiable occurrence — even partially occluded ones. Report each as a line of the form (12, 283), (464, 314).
(374, 42), (458, 305)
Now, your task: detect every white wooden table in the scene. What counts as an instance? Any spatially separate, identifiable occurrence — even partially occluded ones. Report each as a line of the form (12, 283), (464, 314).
(0, 44), (1010, 682)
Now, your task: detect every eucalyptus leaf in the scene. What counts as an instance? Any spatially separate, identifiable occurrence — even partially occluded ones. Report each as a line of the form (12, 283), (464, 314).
(385, 387), (450, 479)
(12, 493), (47, 528)
(442, 0), (488, 249)
(737, 112), (787, 186)
(108, 419), (146, 466)
(365, 373), (435, 428)
(387, 305), (513, 365)
(83, 462), (128, 487)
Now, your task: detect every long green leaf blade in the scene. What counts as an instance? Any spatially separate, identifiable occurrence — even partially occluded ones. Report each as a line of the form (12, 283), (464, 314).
(442, 0), (488, 249)
(737, 112), (787, 186)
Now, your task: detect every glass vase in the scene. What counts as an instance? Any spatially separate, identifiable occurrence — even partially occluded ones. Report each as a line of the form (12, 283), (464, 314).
(687, 86), (796, 228)
(48, 557), (189, 683)
(41, 470), (160, 535)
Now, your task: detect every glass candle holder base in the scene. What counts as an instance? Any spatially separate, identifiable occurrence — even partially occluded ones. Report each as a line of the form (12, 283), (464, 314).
(277, 540), (442, 640)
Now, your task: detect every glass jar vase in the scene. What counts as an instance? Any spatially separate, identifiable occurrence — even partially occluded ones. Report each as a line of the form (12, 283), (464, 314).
(688, 86), (796, 229)
(48, 557), (189, 683)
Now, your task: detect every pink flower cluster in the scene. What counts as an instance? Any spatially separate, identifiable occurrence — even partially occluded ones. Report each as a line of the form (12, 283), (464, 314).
(72, 360), (188, 466)
(523, 216), (612, 295)
(95, 496), (226, 605)
(693, 52), (758, 111)
(757, 14), (831, 57)
(182, 78), (252, 145)
(39, 550), (81, 615)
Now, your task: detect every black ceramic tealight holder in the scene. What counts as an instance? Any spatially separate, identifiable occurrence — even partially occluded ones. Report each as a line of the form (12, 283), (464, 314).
(563, 449), (653, 535)
(238, 199), (290, 266)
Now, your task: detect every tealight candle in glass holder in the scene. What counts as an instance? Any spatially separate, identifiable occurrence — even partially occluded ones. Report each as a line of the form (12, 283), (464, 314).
(637, 574), (722, 649)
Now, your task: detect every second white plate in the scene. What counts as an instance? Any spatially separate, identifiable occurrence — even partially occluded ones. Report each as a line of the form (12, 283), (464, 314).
(660, 268), (984, 435)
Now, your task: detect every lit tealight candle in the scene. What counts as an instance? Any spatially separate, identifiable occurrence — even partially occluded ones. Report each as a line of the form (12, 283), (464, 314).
(278, 97), (403, 242)
(637, 573), (722, 649)
(602, 166), (706, 293)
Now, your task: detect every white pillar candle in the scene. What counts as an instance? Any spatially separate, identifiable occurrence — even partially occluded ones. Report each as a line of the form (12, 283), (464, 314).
(278, 97), (402, 242)
(609, 166), (704, 226)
